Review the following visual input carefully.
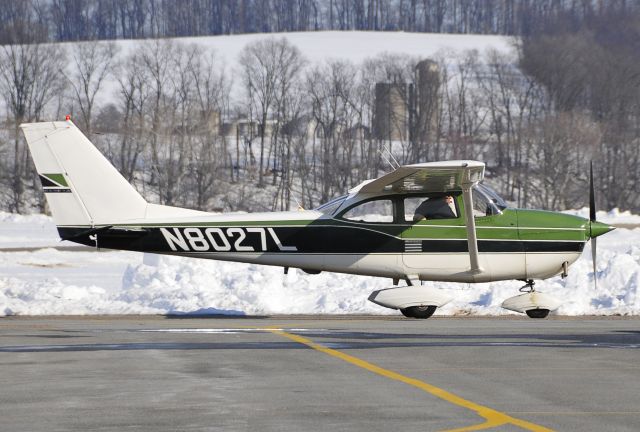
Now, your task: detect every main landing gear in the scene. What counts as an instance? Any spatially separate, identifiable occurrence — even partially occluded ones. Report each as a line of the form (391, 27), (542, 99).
(501, 279), (562, 319)
(400, 305), (437, 319)
(368, 284), (452, 320)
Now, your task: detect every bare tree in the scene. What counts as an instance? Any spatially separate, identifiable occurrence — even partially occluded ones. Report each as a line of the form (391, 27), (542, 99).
(524, 112), (601, 210)
(65, 40), (118, 135)
(238, 37), (305, 187)
(272, 80), (307, 211)
(184, 47), (231, 210)
(0, 43), (66, 212)
(441, 50), (487, 160)
(138, 39), (183, 205)
(307, 60), (359, 201)
(114, 49), (149, 183)
(478, 47), (544, 203)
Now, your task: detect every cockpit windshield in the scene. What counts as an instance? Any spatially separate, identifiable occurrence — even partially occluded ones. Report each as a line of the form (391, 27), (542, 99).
(476, 183), (508, 210)
(472, 184), (506, 217)
(315, 195), (347, 215)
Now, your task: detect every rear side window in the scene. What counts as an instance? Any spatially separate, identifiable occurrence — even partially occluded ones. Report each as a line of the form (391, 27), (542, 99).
(341, 199), (393, 223)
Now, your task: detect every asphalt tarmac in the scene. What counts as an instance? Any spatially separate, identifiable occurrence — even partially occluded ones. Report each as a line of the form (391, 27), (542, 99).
(0, 316), (639, 431)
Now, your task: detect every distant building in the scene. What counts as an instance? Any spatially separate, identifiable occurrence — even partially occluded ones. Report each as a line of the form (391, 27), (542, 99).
(373, 59), (440, 143)
(236, 120), (259, 137)
(222, 118), (276, 139)
(199, 110), (221, 135)
(373, 82), (409, 141)
(411, 59), (440, 144)
(343, 123), (371, 141)
(281, 115), (312, 137)
(174, 110), (222, 136)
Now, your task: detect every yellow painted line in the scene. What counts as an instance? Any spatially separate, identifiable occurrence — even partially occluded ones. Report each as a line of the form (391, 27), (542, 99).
(510, 412), (640, 416)
(269, 328), (554, 432)
(439, 419), (504, 432)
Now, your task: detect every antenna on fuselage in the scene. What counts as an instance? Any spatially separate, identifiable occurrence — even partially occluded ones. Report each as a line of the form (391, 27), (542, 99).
(289, 186), (304, 211)
(378, 145), (400, 171)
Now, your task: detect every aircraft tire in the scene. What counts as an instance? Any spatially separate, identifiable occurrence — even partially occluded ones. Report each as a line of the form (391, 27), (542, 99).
(400, 305), (437, 319)
(525, 308), (550, 319)
(400, 308), (415, 318)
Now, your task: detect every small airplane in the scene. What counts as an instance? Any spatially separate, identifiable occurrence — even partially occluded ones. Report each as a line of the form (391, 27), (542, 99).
(21, 119), (614, 318)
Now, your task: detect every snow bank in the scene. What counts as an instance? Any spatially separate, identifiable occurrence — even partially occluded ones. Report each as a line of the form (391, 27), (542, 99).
(0, 211), (638, 316)
(0, 212), (62, 249)
(120, 256), (391, 316)
(0, 277), (157, 316)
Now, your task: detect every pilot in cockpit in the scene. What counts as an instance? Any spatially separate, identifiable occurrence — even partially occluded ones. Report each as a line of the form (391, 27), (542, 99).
(413, 194), (457, 222)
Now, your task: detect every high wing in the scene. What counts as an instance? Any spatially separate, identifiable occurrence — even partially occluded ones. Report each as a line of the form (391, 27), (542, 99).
(356, 160), (485, 194)
(354, 161), (485, 274)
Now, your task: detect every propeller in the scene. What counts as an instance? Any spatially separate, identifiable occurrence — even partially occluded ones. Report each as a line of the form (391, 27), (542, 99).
(588, 161), (616, 288)
(589, 161), (596, 222)
(589, 161), (597, 289)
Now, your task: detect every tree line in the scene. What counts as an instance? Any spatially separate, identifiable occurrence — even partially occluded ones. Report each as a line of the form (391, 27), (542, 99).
(1, 0), (639, 43)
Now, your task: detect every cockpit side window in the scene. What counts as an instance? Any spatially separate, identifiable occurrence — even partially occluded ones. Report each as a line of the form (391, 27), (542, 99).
(340, 199), (394, 223)
(404, 194), (460, 222)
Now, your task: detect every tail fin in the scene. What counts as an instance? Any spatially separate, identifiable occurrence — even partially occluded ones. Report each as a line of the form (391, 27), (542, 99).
(21, 120), (147, 227)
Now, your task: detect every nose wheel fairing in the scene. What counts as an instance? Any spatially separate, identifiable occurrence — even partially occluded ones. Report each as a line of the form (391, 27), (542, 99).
(501, 280), (562, 318)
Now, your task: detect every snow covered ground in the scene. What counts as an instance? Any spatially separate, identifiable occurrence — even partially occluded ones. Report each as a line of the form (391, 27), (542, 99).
(69, 31), (513, 104)
(174, 31), (512, 65)
(0, 211), (638, 316)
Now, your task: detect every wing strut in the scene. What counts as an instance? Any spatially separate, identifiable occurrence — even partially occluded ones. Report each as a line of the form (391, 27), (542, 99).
(461, 170), (482, 274)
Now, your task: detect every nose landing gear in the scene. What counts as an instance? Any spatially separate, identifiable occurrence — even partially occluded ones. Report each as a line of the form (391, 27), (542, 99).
(501, 279), (561, 319)
(525, 308), (550, 319)
(519, 279), (536, 293)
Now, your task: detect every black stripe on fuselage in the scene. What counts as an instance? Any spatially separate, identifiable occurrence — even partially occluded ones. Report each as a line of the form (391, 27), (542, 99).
(57, 226), (585, 254)
(421, 239), (583, 253)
